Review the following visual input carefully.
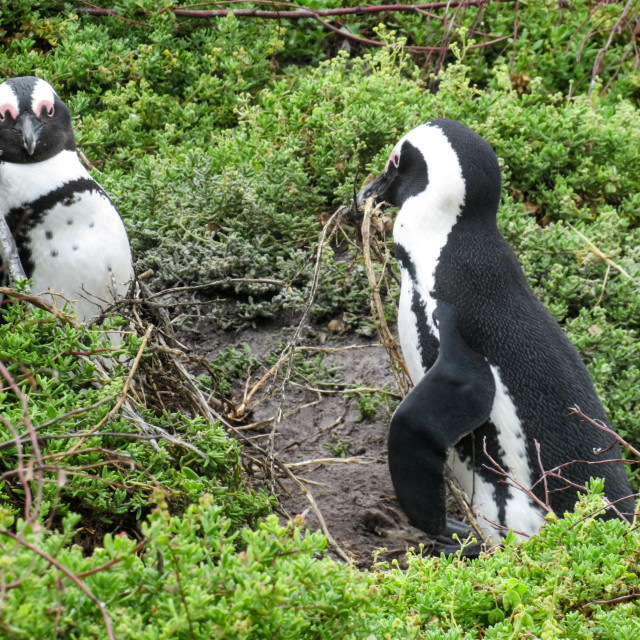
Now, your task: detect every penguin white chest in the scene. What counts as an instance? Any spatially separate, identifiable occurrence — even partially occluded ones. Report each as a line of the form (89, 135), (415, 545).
(394, 200), (462, 384)
(27, 190), (133, 322)
(0, 152), (133, 323)
(448, 365), (546, 541)
(391, 124), (468, 384)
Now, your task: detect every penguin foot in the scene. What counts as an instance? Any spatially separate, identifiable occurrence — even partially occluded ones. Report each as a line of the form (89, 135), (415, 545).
(429, 518), (483, 558)
(359, 509), (483, 558)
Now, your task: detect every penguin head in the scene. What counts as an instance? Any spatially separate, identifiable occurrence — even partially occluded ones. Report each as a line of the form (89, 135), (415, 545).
(357, 119), (501, 225)
(0, 76), (75, 163)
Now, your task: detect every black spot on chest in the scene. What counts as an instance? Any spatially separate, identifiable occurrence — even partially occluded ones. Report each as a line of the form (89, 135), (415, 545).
(3, 177), (109, 276)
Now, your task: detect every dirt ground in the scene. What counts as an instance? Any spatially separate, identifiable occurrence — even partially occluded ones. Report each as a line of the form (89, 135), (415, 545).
(191, 321), (450, 568)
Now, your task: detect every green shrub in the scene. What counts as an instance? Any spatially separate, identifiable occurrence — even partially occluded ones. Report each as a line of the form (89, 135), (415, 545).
(1, 3), (640, 638)
(0, 300), (271, 532)
(1, 485), (638, 639)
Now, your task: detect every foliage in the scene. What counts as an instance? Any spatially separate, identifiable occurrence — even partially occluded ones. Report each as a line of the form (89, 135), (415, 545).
(1, 485), (639, 639)
(1, 1), (640, 638)
(371, 486), (640, 640)
(0, 300), (272, 535)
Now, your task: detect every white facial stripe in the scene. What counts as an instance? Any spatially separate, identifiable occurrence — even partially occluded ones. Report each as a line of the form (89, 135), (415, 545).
(0, 82), (19, 119)
(31, 78), (56, 114)
(393, 123), (466, 348)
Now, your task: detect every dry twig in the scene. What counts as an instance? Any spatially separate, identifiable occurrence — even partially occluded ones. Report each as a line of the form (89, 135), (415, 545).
(359, 197), (411, 396)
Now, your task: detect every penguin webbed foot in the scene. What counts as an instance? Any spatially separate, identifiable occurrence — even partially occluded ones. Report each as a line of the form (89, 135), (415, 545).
(427, 517), (482, 558)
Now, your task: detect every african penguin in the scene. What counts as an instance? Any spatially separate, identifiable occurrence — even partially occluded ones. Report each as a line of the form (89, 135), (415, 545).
(357, 119), (634, 546)
(0, 76), (133, 324)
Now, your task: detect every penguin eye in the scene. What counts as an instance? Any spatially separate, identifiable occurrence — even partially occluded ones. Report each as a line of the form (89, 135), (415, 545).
(385, 149), (401, 173)
(0, 104), (18, 121)
(35, 100), (55, 118)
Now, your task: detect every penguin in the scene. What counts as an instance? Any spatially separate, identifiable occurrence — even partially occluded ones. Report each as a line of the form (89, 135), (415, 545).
(356, 119), (634, 547)
(0, 76), (133, 324)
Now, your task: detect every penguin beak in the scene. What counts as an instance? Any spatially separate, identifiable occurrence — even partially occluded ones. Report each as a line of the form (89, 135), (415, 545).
(355, 172), (392, 209)
(14, 112), (42, 156)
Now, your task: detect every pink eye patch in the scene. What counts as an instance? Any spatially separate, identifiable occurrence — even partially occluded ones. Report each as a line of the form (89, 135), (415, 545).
(34, 100), (54, 117)
(385, 149), (400, 173)
(0, 103), (18, 120)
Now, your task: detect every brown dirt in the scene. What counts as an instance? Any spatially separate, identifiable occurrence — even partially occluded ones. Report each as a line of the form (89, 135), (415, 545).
(189, 322), (443, 568)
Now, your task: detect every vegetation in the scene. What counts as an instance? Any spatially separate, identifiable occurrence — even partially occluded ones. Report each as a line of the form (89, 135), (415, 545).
(1, 1), (639, 638)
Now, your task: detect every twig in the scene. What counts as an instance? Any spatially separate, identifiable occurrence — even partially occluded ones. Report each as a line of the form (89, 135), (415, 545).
(72, 1), (515, 53)
(582, 589), (640, 610)
(588, 0), (636, 93)
(594, 261), (611, 307)
(73, 0), (149, 27)
(0, 287), (79, 327)
(168, 544), (196, 640)
(298, 343), (384, 353)
(74, 1), (515, 20)
(568, 223), (638, 284)
(279, 411), (347, 453)
(277, 462), (351, 562)
(233, 399), (324, 432)
(235, 353), (289, 418)
(76, 539), (147, 579)
(0, 395), (117, 451)
(224, 416), (351, 561)
(0, 362), (44, 523)
(570, 405), (640, 459)
(146, 277), (284, 301)
(445, 476), (490, 546)
(482, 437), (552, 516)
(267, 206), (344, 484)
(285, 456), (381, 469)
(288, 380), (402, 399)
(66, 324), (154, 453)
(359, 197), (410, 396)
(534, 440), (550, 507)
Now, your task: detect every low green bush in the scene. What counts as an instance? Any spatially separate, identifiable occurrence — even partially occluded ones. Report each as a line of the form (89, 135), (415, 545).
(1, 2), (640, 638)
(1, 486), (638, 639)
(0, 299), (272, 532)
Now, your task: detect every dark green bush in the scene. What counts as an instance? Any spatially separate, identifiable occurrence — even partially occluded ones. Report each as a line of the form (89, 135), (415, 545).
(1, 2), (640, 637)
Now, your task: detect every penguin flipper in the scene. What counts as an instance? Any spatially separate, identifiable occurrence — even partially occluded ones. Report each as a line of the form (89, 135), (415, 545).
(388, 304), (496, 537)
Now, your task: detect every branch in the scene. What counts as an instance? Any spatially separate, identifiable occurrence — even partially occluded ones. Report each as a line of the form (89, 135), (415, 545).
(570, 405), (640, 459)
(71, 1), (516, 52)
(74, 2), (515, 20)
(0, 361), (44, 523)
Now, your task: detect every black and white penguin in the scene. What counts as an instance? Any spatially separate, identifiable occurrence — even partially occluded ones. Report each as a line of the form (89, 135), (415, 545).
(0, 76), (133, 323)
(357, 119), (634, 545)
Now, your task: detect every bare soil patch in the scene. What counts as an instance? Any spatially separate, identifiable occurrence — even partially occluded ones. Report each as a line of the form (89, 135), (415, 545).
(184, 321), (438, 568)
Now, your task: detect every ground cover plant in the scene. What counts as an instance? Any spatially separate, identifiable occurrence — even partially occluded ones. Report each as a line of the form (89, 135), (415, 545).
(1, 1), (640, 638)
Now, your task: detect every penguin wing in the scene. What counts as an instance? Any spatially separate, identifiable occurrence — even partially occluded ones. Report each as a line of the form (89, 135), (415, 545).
(388, 303), (496, 536)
